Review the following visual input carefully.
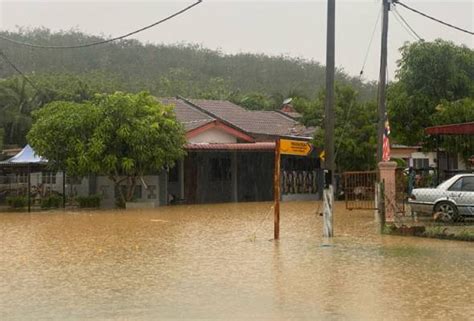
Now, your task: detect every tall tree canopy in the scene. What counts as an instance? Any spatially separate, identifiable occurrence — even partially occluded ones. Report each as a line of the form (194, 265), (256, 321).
(388, 39), (474, 145)
(0, 28), (377, 101)
(28, 91), (186, 206)
(0, 73), (123, 147)
(304, 83), (377, 171)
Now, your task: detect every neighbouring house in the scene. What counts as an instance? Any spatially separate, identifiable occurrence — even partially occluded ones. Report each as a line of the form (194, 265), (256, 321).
(390, 144), (471, 182)
(1, 97), (320, 208)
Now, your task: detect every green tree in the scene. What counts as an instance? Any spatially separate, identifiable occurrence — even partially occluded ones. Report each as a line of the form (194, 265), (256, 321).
(430, 98), (474, 163)
(0, 72), (124, 147)
(389, 39), (474, 145)
(28, 92), (186, 207)
(308, 84), (377, 171)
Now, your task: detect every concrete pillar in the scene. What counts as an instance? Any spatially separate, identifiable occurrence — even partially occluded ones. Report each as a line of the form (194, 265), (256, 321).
(378, 161), (397, 223)
(179, 160), (185, 200)
(231, 152), (238, 202)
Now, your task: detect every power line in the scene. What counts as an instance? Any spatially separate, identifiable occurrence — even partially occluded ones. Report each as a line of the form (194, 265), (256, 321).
(335, 4), (381, 159)
(0, 0), (203, 49)
(0, 50), (42, 93)
(394, 1), (473, 36)
(359, 6), (382, 77)
(392, 7), (423, 41)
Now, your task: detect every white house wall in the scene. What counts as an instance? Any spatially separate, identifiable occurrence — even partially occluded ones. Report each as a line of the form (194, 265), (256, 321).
(410, 151), (436, 168)
(188, 127), (237, 144)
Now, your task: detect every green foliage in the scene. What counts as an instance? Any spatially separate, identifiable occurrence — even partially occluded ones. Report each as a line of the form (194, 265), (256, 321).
(0, 72), (121, 147)
(382, 224), (396, 235)
(431, 98), (474, 163)
(6, 196), (27, 208)
(308, 83), (377, 171)
(76, 195), (101, 208)
(235, 92), (275, 111)
(389, 40), (474, 145)
(0, 127), (4, 151)
(40, 195), (62, 209)
(0, 28), (376, 102)
(28, 91), (186, 206)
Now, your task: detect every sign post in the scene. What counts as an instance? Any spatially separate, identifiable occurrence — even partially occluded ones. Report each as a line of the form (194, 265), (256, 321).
(274, 138), (313, 239)
(274, 138), (281, 240)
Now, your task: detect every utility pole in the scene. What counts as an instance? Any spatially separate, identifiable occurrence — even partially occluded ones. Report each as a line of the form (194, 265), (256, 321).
(323, 0), (335, 237)
(377, 0), (390, 163)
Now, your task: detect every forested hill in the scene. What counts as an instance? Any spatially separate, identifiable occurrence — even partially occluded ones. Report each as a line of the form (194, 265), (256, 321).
(0, 29), (376, 101)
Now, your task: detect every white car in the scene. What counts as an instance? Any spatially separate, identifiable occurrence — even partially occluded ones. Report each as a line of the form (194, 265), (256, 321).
(408, 174), (474, 221)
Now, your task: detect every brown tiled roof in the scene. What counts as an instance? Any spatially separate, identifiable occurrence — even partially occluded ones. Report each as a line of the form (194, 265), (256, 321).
(160, 98), (214, 131)
(160, 97), (314, 138)
(187, 99), (313, 137)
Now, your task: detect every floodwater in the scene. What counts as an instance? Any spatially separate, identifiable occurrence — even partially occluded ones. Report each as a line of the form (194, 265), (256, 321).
(1, 202), (473, 321)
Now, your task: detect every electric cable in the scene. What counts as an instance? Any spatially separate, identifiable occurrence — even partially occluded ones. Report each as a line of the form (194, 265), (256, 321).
(394, 0), (473, 36)
(0, 0), (203, 49)
(392, 7), (424, 41)
(0, 50), (42, 92)
(335, 5), (381, 160)
(359, 6), (382, 77)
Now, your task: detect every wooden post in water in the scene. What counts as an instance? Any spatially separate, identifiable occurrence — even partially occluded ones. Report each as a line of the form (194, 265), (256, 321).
(274, 138), (281, 240)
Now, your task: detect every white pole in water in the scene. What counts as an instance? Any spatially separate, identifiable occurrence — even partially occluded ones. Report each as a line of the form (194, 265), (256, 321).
(323, 184), (334, 237)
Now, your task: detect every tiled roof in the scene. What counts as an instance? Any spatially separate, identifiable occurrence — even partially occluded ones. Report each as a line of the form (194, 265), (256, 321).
(188, 99), (313, 137)
(160, 97), (314, 138)
(160, 98), (214, 131)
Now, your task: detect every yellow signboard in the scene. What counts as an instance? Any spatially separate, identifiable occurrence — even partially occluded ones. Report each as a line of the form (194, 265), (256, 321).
(319, 150), (325, 161)
(279, 139), (313, 156)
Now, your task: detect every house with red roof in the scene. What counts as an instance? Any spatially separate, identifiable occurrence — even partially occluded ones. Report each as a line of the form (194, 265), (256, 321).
(150, 97), (320, 206)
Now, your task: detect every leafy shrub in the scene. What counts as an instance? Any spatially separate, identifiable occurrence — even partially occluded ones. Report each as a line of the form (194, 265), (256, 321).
(6, 196), (27, 208)
(76, 195), (101, 208)
(40, 195), (62, 209)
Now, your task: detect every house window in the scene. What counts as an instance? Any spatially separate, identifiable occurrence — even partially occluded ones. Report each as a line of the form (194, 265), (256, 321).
(413, 158), (429, 169)
(210, 157), (231, 181)
(42, 172), (57, 184)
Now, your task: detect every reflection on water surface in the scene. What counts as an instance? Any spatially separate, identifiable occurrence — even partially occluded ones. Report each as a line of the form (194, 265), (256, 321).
(1, 202), (473, 320)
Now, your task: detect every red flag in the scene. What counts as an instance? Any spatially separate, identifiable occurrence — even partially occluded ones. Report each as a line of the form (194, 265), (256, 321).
(382, 114), (391, 162)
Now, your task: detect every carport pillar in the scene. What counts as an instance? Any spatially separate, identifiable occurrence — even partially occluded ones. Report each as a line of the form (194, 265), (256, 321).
(378, 161), (397, 223)
(231, 152), (238, 202)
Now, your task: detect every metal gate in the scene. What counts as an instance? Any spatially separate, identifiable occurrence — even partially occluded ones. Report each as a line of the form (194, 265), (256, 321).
(343, 171), (377, 210)
(394, 168), (407, 215)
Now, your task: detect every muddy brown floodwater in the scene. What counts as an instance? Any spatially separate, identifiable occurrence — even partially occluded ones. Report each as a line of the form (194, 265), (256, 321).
(1, 202), (473, 320)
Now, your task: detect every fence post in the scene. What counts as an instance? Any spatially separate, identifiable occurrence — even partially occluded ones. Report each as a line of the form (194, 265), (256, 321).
(378, 161), (397, 223)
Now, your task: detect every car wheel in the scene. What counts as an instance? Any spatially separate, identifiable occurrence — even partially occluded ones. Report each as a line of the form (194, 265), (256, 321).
(434, 202), (460, 222)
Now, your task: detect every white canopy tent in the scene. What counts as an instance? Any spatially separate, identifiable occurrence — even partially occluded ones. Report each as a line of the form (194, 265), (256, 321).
(1, 145), (64, 212)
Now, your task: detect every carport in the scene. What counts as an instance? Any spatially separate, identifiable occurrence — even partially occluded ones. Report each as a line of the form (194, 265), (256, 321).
(425, 122), (474, 182)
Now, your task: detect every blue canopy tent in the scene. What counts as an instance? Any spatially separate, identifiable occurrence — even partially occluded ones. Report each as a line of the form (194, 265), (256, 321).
(0, 145), (65, 212)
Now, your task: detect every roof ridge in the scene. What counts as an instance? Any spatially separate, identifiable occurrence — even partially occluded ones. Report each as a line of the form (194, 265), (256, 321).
(176, 96), (253, 137)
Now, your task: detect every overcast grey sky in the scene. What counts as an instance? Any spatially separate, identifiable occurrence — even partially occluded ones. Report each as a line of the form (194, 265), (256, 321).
(1, 0), (472, 81)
